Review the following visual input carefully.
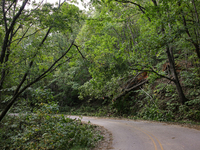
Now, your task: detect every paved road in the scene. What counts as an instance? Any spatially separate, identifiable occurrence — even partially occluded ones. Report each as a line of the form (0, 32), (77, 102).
(69, 116), (200, 150)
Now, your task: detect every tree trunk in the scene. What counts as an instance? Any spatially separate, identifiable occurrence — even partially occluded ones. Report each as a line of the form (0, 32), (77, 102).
(0, 95), (18, 122)
(166, 46), (188, 104)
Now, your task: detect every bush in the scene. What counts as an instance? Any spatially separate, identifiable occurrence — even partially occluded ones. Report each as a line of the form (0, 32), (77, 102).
(137, 103), (167, 121)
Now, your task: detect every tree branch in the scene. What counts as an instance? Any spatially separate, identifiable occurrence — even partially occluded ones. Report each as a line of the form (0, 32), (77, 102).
(115, 0), (151, 22)
(26, 41), (74, 88)
(0, 0), (70, 122)
(130, 67), (175, 82)
(0, 0), (29, 64)
(2, 0), (8, 31)
(12, 25), (32, 43)
(124, 72), (141, 89)
(0, 39), (74, 122)
(116, 0), (145, 12)
(73, 43), (85, 59)
(113, 79), (148, 101)
(38, 57), (73, 80)
(5, 0), (16, 14)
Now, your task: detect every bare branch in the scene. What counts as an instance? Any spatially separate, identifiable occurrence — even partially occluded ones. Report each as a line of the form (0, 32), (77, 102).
(140, 87), (157, 106)
(13, 61), (34, 96)
(8, 0), (29, 34)
(140, 87), (153, 100)
(5, 0), (16, 14)
(124, 72), (141, 89)
(73, 43), (85, 59)
(113, 79), (148, 101)
(151, 0), (158, 7)
(126, 79), (148, 92)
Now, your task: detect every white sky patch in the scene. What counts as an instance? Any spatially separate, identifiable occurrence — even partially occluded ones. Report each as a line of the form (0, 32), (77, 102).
(32, 0), (89, 10)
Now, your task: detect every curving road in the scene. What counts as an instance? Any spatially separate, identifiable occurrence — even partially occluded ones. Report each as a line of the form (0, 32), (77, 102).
(69, 116), (200, 150)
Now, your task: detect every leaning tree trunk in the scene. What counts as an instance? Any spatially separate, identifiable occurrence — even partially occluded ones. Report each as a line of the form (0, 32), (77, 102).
(166, 46), (188, 104)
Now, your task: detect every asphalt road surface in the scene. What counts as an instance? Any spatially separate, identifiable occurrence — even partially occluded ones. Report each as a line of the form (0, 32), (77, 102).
(69, 116), (200, 150)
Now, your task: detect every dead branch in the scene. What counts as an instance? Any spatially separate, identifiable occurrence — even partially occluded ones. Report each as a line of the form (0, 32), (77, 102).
(113, 79), (148, 101)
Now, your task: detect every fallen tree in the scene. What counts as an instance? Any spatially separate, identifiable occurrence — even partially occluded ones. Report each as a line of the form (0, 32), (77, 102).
(113, 71), (148, 101)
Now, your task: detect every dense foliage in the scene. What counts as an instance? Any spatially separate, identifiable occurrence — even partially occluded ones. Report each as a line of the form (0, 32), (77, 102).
(0, 0), (200, 148)
(69, 0), (200, 122)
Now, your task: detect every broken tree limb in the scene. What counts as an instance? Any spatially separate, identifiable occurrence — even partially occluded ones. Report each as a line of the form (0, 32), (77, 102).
(124, 72), (141, 89)
(113, 79), (148, 101)
(140, 87), (157, 107)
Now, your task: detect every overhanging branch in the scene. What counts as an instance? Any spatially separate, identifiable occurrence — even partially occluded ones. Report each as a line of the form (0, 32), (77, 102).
(115, 0), (151, 22)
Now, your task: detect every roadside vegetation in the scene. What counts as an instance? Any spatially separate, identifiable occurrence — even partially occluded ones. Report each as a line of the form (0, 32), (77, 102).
(1, 0), (200, 149)
(0, 102), (103, 150)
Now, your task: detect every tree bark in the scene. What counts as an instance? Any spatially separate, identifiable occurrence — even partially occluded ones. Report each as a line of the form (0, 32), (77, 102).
(165, 46), (187, 104)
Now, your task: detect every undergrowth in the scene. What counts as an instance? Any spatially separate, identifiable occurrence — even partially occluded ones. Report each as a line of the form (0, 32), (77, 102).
(0, 102), (103, 150)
